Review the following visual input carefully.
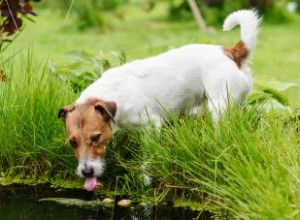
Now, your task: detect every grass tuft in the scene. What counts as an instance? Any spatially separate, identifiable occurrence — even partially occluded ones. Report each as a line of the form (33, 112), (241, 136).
(117, 106), (300, 219)
(0, 52), (76, 178)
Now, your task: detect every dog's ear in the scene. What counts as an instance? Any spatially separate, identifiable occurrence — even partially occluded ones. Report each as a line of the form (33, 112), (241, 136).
(58, 105), (75, 121)
(94, 101), (117, 123)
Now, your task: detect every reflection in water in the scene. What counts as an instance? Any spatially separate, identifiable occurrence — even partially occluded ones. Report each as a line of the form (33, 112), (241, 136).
(0, 184), (213, 220)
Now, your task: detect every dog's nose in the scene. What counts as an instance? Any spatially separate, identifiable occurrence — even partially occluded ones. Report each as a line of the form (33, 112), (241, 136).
(81, 166), (94, 178)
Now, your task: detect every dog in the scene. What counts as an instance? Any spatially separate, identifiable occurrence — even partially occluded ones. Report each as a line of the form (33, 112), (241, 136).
(59, 10), (260, 191)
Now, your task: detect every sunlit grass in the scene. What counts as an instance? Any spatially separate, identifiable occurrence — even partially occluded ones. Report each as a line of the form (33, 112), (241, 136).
(1, 3), (300, 219)
(119, 107), (300, 219)
(0, 53), (76, 178)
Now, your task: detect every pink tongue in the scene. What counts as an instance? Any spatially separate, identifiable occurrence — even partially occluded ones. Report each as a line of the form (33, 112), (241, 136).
(84, 176), (97, 191)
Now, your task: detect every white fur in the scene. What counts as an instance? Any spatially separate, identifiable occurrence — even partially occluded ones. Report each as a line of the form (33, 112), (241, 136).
(76, 10), (260, 127)
(77, 159), (105, 178)
(223, 9), (260, 52)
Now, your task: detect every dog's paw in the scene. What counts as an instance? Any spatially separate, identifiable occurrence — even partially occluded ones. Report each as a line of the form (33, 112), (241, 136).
(142, 163), (152, 186)
(143, 173), (153, 186)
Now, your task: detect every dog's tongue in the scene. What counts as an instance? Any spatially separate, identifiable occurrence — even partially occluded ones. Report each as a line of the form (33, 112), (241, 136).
(84, 176), (97, 191)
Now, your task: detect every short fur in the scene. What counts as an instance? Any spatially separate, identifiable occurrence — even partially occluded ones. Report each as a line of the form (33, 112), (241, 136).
(59, 10), (261, 186)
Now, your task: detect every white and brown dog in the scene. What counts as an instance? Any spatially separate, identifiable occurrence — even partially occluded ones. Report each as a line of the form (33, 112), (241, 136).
(59, 10), (260, 191)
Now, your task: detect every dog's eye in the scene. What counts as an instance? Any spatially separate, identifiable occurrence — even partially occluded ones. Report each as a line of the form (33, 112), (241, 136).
(69, 138), (77, 148)
(91, 133), (101, 146)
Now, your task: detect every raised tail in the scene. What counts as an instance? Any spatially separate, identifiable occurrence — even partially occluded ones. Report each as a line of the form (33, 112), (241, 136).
(222, 10), (261, 68)
(223, 9), (261, 52)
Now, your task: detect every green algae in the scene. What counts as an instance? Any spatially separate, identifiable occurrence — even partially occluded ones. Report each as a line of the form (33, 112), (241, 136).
(0, 176), (80, 188)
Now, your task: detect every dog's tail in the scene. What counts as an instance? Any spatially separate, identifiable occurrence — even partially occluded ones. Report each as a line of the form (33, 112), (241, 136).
(222, 9), (261, 68)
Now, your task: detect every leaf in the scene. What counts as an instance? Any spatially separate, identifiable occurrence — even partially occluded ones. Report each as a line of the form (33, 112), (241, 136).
(267, 81), (298, 92)
(262, 88), (289, 106)
(64, 61), (84, 70)
(0, 0), (38, 36)
(247, 92), (272, 105)
(63, 50), (92, 61)
(52, 50), (112, 92)
(261, 99), (292, 113)
(255, 82), (291, 106)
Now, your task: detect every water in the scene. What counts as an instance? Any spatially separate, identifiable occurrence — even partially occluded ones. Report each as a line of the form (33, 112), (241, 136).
(0, 184), (213, 220)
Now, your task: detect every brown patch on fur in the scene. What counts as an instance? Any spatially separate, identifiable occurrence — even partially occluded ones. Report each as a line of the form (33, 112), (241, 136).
(58, 105), (75, 121)
(223, 41), (248, 68)
(59, 98), (116, 162)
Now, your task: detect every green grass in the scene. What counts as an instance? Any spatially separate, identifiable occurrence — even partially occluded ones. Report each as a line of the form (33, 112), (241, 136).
(127, 108), (300, 219)
(1, 3), (300, 219)
(0, 52), (76, 179)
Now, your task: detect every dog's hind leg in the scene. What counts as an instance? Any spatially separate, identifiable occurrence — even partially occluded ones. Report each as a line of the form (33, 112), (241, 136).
(207, 97), (227, 124)
(188, 93), (207, 118)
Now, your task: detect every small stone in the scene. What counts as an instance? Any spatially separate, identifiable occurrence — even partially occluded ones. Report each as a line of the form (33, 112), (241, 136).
(103, 198), (114, 204)
(117, 199), (132, 208)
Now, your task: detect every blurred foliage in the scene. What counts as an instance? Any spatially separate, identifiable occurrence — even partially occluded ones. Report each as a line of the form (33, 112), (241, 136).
(247, 80), (298, 112)
(38, 0), (128, 30)
(31, 0), (296, 31)
(38, 0), (125, 10)
(72, 0), (127, 30)
(0, 0), (40, 51)
(165, 0), (291, 25)
(295, 0), (300, 12)
(74, 1), (105, 30)
(49, 49), (126, 93)
(48, 50), (106, 93)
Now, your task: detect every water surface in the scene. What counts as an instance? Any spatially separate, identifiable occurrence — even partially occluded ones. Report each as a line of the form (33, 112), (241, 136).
(0, 184), (212, 220)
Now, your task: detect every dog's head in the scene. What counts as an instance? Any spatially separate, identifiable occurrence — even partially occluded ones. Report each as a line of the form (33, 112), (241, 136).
(58, 98), (116, 191)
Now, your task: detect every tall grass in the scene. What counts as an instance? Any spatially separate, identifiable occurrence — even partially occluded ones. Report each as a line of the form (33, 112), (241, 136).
(1, 7), (300, 217)
(117, 106), (300, 219)
(0, 53), (76, 178)
(1, 52), (299, 218)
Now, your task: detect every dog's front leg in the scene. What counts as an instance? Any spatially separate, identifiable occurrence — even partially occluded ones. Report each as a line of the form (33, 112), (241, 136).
(140, 114), (162, 186)
(142, 162), (153, 186)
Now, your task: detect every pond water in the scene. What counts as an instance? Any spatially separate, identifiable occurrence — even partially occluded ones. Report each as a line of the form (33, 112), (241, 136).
(0, 184), (213, 220)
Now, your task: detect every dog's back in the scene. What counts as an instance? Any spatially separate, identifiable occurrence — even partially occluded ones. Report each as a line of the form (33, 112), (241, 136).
(76, 9), (261, 124)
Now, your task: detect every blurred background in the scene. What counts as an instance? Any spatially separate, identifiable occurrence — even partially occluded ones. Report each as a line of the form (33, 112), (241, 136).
(1, 0), (300, 107)
(2, 0), (300, 55)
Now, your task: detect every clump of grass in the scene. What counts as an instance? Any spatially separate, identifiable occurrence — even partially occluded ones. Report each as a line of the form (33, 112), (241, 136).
(119, 106), (300, 219)
(1, 51), (300, 218)
(0, 52), (76, 179)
